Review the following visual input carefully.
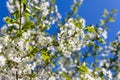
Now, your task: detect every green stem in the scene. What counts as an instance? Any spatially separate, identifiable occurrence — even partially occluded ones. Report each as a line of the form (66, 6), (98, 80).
(19, 0), (22, 30)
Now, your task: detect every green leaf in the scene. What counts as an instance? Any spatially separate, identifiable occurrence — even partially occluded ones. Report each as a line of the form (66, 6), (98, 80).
(81, 66), (88, 73)
(22, 21), (33, 30)
(50, 0), (56, 4)
(103, 9), (109, 18)
(4, 16), (13, 24)
(84, 26), (97, 33)
(52, 41), (59, 46)
(77, 63), (88, 74)
(62, 72), (71, 80)
(24, 12), (30, 18)
(28, 46), (33, 51)
(111, 9), (117, 13)
(82, 62), (86, 66)
(13, 11), (19, 20)
(87, 42), (94, 46)
(76, 2), (81, 6)
(76, 22), (82, 29)
(41, 50), (51, 63)
(12, 30), (22, 39)
(109, 17), (115, 22)
(95, 68), (99, 71)
(51, 61), (55, 67)
(95, 58), (99, 62)
(30, 70), (35, 78)
(22, 0), (26, 4)
(29, 47), (38, 58)
(98, 38), (106, 44)
(71, 5), (77, 13)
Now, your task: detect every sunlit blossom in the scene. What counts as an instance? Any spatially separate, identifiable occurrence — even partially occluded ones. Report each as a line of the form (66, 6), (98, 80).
(0, 55), (6, 66)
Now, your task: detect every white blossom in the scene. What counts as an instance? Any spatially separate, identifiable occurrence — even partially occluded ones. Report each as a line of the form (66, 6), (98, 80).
(34, 0), (39, 4)
(6, 1), (14, 13)
(116, 72), (120, 80)
(0, 55), (6, 66)
(48, 76), (56, 80)
(0, 0), (119, 79)
(102, 30), (107, 39)
(0, 45), (2, 52)
(85, 74), (95, 80)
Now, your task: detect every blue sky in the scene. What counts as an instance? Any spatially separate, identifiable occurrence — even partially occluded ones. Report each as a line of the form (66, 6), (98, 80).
(0, 0), (120, 43)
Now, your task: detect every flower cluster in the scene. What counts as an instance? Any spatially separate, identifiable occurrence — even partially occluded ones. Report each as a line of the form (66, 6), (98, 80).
(58, 18), (85, 57)
(0, 0), (119, 80)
